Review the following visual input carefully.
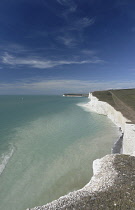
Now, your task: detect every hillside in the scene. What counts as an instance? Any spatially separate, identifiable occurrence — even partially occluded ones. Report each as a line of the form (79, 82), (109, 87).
(92, 89), (135, 123)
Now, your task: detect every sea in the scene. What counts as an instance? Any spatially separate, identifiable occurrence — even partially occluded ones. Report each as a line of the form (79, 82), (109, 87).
(0, 95), (120, 210)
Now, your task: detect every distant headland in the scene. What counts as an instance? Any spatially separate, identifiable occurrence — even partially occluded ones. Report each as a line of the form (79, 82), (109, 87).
(63, 93), (89, 97)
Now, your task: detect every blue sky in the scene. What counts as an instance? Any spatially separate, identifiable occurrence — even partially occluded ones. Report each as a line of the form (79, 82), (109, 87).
(0, 0), (135, 94)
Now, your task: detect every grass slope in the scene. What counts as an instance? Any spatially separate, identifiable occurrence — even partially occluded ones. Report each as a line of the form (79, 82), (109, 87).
(92, 89), (135, 123)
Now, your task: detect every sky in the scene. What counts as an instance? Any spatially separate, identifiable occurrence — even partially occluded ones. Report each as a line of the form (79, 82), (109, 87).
(0, 0), (135, 94)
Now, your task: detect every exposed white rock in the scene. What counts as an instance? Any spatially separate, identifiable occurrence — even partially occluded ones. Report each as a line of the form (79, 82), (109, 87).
(27, 92), (135, 210)
(123, 123), (135, 155)
(92, 158), (102, 176)
(87, 93), (130, 132)
(87, 93), (135, 156)
(27, 154), (135, 210)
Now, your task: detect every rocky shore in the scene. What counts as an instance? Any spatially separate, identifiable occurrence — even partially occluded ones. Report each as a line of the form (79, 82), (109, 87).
(27, 91), (135, 210)
(27, 154), (135, 210)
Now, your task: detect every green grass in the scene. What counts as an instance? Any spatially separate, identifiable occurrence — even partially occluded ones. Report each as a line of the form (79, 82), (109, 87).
(92, 89), (135, 122)
(111, 89), (135, 111)
(92, 90), (116, 107)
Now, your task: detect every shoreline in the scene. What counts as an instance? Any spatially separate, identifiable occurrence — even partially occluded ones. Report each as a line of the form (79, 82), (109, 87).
(77, 101), (123, 155)
(27, 92), (135, 210)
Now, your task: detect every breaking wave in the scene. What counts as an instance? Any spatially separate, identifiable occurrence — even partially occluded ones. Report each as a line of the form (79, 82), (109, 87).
(0, 145), (15, 175)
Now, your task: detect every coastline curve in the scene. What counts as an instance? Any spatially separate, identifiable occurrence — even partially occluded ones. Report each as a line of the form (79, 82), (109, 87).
(27, 92), (135, 209)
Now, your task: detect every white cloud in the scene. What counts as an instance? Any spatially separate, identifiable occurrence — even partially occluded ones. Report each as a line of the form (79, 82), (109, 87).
(0, 43), (32, 54)
(68, 5), (77, 12)
(2, 53), (103, 69)
(57, 0), (77, 17)
(56, 1), (94, 31)
(56, 0), (78, 23)
(76, 17), (95, 28)
(82, 50), (96, 55)
(0, 79), (135, 95)
(57, 0), (68, 6)
(57, 36), (77, 47)
(57, 0), (77, 9)
(69, 17), (95, 31)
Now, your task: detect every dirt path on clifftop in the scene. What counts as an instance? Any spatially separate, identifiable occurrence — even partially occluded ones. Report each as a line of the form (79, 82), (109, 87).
(109, 91), (135, 123)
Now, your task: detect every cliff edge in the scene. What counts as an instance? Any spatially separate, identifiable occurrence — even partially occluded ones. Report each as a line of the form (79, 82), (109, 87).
(88, 90), (135, 155)
(27, 89), (135, 210)
(27, 154), (135, 210)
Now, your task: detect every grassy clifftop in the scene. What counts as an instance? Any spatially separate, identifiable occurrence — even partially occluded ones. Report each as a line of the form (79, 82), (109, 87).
(92, 89), (135, 123)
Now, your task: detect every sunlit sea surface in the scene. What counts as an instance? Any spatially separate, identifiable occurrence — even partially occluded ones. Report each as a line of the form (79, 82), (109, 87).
(0, 95), (120, 210)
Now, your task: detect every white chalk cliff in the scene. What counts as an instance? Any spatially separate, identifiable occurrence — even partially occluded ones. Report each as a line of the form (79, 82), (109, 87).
(28, 154), (135, 210)
(27, 92), (135, 210)
(87, 93), (135, 156)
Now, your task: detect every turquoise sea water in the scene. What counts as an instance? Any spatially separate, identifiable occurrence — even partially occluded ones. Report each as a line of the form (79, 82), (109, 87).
(0, 95), (119, 210)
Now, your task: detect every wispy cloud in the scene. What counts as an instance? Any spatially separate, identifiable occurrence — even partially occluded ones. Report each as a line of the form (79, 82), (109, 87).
(68, 17), (95, 31)
(57, 0), (77, 12)
(0, 43), (27, 54)
(57, 36), (77, 47)
(0, 79), (135, 94)
(57, 0), (70, 6)
(55, 16), (95, 49)
(0, 43), (40, 56)
(2, 53), (103, 69)
(57, 0), (77, 19)
(56, 1), (95, 35)
(82, 50), (97, 55)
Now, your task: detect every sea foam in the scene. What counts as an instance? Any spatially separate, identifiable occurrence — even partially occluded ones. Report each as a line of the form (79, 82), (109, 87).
(0, 145), (14, 175)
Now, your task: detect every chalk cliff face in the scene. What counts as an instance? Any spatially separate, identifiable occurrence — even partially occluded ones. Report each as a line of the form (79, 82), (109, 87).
(27, 92), (135, 210)
(123, 123), (135, 155)
(88, 93), (135, 156)
(88, 93), (129, 132)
